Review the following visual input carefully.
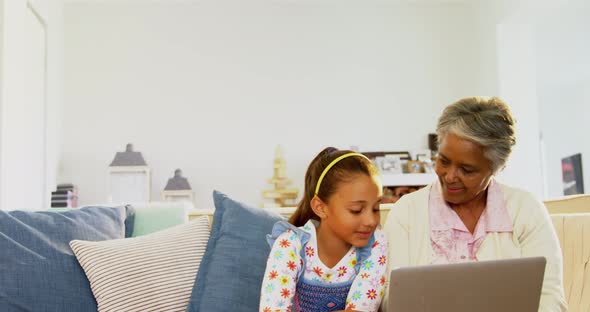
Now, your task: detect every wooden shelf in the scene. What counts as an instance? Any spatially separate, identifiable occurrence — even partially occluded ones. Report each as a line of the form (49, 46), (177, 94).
(381, 173), (436, 187)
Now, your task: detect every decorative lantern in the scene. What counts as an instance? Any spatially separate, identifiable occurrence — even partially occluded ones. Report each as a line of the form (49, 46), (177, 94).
(162, 169), (193, 203)
(107, 143), (151, 204)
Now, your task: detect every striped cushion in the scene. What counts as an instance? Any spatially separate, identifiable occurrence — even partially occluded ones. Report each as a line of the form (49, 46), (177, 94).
(70, 216), (210, 312)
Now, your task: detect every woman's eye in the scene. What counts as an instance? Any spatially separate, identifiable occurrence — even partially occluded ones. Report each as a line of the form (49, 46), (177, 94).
(461, 167), (474, 174)
(350, 210), (362, 214)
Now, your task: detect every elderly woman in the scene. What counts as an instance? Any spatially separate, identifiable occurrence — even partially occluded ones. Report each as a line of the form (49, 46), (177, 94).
(383, 97), (566, 311)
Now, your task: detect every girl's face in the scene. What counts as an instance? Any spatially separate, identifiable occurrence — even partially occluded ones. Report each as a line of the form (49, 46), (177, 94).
(321, 173), (382, 248)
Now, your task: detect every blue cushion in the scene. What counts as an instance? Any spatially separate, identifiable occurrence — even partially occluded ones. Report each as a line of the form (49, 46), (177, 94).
(0, 206), (131, 312)
(49, 205), (135, 238)
(187, 191), (284, 312)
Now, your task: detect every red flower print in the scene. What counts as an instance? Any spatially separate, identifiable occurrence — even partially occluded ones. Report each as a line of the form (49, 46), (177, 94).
(347, 303), (356, 310)
(313, 266), (323, 277)
(263, 307), (271, 312)
(281, 288), (291, 298)
(367, 289), (377, 300)
(305, 246), (315, 257)
(269, 270), (278, 280)
(361, 273), (370, 279)
(279, 239), (290, 248)
(287, 260), (297, 271)
(378, 255), (386, 266)
(380, 275), (386, 286)
(337, 266), (347, 277)
(372, 241), (380, 248)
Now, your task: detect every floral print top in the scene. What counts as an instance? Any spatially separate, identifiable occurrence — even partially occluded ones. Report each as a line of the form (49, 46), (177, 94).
(259, 220), (388, 312)
(429, 179), (514, 264)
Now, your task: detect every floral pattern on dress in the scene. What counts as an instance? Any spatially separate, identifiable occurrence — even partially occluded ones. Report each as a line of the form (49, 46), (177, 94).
(260, 220), (388, 312)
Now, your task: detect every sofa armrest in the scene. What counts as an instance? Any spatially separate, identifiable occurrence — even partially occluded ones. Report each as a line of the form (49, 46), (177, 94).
(550, 213), (590, 311)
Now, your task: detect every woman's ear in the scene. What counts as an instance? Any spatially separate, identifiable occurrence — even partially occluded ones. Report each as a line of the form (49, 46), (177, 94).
(310, 196), (327, 219)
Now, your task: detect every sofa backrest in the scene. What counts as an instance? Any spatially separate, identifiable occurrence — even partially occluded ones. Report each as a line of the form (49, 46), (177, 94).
(550, 213), (590, 312)
(188, 205), (394, 225)
(544, 194), (590, 214)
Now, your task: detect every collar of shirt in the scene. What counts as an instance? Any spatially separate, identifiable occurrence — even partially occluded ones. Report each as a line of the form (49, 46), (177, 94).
(429, 179), (513, 241)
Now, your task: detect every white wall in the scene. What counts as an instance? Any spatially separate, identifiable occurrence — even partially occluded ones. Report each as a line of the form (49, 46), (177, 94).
(535, 0), (590, 197)
(23, 2), (47, 210)
(0, 0), (26, 210)
(63, 1), (505, 209)
(495, 22), (544, 196)
(44, 0), (65, 210)
(468, 0), (590, 199)
(0, 0), (63, 210)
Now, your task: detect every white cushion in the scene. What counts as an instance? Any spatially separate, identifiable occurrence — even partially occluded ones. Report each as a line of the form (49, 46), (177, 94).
(70, 216), (210, 312)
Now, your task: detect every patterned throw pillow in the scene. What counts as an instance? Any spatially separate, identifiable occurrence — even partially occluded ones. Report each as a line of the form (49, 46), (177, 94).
(70, 216), (210, 312)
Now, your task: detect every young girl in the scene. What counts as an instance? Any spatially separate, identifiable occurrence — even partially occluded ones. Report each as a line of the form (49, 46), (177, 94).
(259, 147), (388, 312)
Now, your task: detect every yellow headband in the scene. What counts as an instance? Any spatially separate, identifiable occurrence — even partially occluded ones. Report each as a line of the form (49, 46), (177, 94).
(314, 152), (372, 196)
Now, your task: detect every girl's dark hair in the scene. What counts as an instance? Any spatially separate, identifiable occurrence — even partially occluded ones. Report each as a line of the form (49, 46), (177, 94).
(288, 147), (379, 226)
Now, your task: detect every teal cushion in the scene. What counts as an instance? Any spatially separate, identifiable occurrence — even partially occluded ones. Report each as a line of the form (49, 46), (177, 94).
(186, 191), (284, 312)
(129, 202), (189, 237)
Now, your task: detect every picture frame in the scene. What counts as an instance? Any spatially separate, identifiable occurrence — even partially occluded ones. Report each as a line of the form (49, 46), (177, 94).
(407, 160), (423, 173)
(562, 153), (584, 195)
(380, 155), (403, 174)
(363, 151), (410, 174)
(416, 154), (429, 162)
(362, 151), (411, 161)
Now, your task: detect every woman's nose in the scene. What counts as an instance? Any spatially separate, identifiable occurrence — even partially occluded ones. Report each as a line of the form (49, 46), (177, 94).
(445, 167), (459, 182)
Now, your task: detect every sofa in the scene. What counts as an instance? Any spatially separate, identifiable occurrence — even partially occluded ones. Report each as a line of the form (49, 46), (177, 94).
(1, 191), (588, 312)
(186, 194), (590, 312)
(544, 194), (590, 312)
(0, 191), (289, 312)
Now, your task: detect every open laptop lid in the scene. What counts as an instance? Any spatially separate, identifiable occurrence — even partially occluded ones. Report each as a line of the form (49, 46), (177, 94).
(388, 257), (546, 312)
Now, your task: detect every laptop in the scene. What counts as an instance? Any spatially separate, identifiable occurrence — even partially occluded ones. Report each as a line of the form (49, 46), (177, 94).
(387, 257), (546, 312)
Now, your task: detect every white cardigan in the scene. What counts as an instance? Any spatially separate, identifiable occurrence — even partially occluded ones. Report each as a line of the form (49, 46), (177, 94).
(382, 182), (567, 312)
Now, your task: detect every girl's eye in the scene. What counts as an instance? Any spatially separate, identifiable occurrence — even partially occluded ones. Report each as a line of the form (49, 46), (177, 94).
(350, 209), (362, 215)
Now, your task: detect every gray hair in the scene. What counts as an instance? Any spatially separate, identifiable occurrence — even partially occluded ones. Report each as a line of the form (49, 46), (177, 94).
(436, 97), (516, 173)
